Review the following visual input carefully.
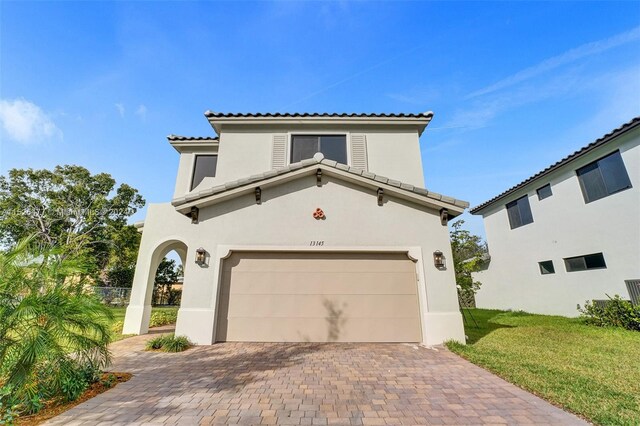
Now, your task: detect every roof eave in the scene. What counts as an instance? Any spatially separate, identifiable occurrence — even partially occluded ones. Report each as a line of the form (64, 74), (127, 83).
(168, 137), (220, 153)
(470, 116), (640, 215)
(172, 164), (467, 216)
(205, 112), (434, 136)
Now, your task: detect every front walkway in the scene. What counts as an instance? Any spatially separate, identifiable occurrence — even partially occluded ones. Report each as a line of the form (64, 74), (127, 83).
(45, 331), (587, 425)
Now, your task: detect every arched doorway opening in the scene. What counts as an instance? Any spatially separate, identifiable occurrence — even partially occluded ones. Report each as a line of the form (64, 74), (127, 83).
(151, 250), (185, 307)
(122, 239), (188, 335)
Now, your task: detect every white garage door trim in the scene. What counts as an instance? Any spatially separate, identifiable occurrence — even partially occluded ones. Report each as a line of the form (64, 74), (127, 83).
(210, 246), (429, 343)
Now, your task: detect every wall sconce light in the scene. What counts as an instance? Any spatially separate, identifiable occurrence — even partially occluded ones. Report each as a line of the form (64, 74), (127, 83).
(433, 250), (446, 269)
(195, 247), (207, 266)
(255, 187), (262, 205)
(316, 169), (323, 186)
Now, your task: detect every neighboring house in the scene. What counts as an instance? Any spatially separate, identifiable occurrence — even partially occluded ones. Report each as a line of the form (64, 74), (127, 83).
(471, 117), (640, 316)
(123, 111), (469, 345)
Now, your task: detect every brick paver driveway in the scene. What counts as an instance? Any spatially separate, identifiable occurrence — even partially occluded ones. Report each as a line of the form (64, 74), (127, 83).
(46, 329), (587, 426)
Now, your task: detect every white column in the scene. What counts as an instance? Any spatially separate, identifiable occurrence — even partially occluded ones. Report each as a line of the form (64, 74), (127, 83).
(122, 240), (164, 335)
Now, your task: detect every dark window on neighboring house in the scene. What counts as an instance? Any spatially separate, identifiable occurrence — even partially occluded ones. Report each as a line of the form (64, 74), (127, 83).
(191, 155), (218, 190)
(576, 151), (632, 203)
(537, 184), (553, 200)
(564, 253), (607, 272)
(506, 195), (534, 229)
(538, 260), (555, 275)
(291, 135), (347, 164)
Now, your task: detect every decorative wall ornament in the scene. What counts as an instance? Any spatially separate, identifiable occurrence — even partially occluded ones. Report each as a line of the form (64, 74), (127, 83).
(190, 206), (199, 224)
(313, 208), (325, 220)
(440, 208), (449, 226)
(377, 188), (384, 206)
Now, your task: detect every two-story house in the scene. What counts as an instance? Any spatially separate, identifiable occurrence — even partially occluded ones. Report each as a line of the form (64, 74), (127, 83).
(123, 111), (469, 346)
(471, 117), (640, 316)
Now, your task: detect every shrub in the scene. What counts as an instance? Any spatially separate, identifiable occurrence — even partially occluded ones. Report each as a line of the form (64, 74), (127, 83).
(145, 334), (171, 351)
(0, 240), (113, 416)
(578, 295), (640, 331)
(100, 373), (117, 389)
(162, 335), (192, 352)
(145, 334), (192, 352)
(110, 320), (124, 335)
(148, 309), (178, 327)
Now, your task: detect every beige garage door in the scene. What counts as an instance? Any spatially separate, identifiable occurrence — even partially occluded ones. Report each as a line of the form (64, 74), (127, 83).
(216, 252), (422, 342)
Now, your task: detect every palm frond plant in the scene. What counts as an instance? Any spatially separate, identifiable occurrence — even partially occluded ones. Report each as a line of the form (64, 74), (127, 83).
(0, 238), (114, 415)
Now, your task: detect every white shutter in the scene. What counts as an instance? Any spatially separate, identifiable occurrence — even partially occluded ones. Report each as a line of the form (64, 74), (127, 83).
(350, 134), (368, 171)
(271, 134), (287, 169)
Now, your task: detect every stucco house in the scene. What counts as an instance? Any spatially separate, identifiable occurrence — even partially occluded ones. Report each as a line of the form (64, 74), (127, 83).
(122, 111), (469, 345)
(471, 117), (640, 316)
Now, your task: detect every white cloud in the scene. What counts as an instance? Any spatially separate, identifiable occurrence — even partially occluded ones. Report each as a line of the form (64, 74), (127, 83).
(115, 103), (125, 117)
(0, 98), (63, 145)
(135, 104), (147, 121)
(466, 26), (640, 99)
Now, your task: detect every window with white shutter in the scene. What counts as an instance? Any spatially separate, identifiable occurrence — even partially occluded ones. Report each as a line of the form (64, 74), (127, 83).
(350, 134), (368, 171)
(271, 134), (287, 169)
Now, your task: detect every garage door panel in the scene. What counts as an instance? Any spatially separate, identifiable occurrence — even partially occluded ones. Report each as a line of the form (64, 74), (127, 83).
(223, 317), (421, 343)
(225, 253), (415, 273)
(225, 294), (421, 318)
(217, 252), (422, 343)
(225, 272), (418, 295)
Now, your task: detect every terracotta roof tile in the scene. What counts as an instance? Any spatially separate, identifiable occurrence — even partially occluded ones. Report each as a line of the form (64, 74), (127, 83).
(204, 111), (433, 119)
(167, 135), (219, 141)
(172, 154), (469, 211)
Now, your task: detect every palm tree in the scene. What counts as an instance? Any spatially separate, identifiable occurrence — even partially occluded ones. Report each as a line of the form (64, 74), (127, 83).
(0, 239), (113, 412)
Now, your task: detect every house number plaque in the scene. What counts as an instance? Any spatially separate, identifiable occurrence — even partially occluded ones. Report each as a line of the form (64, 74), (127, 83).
(309, 241), (325, 246)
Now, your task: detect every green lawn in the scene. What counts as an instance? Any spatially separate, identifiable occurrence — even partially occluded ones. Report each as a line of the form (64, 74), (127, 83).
(108, 306), (178, 342)
(447, 309), (640, 426)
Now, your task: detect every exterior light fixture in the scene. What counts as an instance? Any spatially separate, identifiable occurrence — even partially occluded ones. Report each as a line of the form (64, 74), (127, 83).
(255, 187), (262, 204)
(195, 247), (207, 265)
(316, 169), (323, 187)
(433, 250), (446, 269)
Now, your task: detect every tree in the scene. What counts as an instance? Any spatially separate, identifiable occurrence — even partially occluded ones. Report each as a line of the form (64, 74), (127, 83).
(0, 239), (113, 415)
(0, 165), (145, 282)
(153, 258), (179, 305)
(449, 219), (487, 298)
(102, 225), (141, 288)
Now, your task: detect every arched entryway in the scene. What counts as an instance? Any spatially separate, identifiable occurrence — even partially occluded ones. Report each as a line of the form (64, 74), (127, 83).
(122, 239), (188, 335)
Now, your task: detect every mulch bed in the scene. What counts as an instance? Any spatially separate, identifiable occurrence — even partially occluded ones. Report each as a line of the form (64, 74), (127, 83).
(15, 372), (132, 425)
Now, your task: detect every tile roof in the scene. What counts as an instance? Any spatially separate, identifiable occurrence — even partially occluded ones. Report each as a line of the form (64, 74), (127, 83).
(470, 116), (640, 214)
(204, 111), (433, 119)
(172, 152), (469, 211)
(167, 135), (219, 141)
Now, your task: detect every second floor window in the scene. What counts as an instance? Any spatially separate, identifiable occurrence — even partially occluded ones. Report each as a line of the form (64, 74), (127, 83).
(291, 135), (347, 164)
(506, 195), (534, 229)
(576, 151), (632, 203)
(191, 155), (218, 190)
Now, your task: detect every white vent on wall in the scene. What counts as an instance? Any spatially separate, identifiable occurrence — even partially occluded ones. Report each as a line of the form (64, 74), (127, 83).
(350, 134), (368, 171)
(271, 134), (287, 169)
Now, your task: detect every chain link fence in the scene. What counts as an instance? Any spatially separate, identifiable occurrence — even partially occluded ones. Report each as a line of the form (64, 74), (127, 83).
(92, 287), (131, 306)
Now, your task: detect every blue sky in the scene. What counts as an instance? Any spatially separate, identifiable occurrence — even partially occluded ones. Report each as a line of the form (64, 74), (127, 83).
(1, 1), (639, 238)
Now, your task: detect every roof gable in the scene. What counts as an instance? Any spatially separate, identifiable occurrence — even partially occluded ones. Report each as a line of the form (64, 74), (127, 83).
(172, 153), (468, 216)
